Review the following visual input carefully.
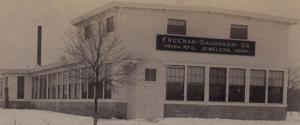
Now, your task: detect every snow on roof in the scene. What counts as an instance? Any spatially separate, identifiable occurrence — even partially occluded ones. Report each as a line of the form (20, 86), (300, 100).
(71, 1), (299, 25)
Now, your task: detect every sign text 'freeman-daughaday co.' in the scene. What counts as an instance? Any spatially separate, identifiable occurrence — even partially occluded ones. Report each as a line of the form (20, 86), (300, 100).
(156, 34), (255, 56)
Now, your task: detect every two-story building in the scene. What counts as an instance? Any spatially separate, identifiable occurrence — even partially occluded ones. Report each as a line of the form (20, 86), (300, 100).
(0, 1), (298, 120)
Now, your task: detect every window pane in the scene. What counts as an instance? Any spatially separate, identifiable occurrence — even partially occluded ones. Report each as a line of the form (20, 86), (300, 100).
(230, 24), (248, 39)
(84, 25), (91, 39)
(145, 69), (156, 81)
(58, 72), (63, 99)
(43, 75), (47, 99)
(17, 76), (25, 99)
(250, 70), (266, 103)
(167, 19), (186, 35)
(209, 68), (226, 102)
(104, 63), (112, 99)
(63, 71), (69, 99)
(229, 68), (245, 102)
(187, 66), (205, 101)
(268, 71), (284, 103)
(166, 65), (185, 100)
(48, 74), (53, 99)
(88, 68), (94, 99)
(81, 68), (88, 99)
(107, 16), (114, 32)
(39, 76), (43, 99)
(53, 73), (57, 99)
(75, 69), (81, 99)
(69, 70), (75, 99)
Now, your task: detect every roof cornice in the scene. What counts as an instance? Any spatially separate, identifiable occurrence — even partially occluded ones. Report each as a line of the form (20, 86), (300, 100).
(71, 1), (299, 25)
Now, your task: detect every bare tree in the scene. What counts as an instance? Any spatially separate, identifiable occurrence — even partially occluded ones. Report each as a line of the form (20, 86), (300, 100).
(287, 67), (300, 108)
(65, 17), (142, 125)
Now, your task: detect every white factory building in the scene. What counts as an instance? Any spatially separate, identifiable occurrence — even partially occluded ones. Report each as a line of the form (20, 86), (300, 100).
(0, 1), (299, 120)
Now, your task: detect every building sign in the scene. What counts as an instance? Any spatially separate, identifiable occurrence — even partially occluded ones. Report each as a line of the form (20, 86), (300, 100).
(156, 34), (255, 56)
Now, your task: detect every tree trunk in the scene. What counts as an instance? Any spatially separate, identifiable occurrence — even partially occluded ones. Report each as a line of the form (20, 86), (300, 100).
(94, 84), (98, 125)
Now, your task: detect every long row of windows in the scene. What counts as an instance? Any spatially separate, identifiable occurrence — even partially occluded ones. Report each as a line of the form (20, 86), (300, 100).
(32, 65), (112, 100)
(166, 65), (284, 104)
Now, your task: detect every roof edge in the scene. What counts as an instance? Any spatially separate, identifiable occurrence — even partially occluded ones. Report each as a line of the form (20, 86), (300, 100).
(71, 1), (299, 25)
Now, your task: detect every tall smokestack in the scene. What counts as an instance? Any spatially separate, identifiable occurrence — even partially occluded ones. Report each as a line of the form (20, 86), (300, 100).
(37, 25), (42, 66)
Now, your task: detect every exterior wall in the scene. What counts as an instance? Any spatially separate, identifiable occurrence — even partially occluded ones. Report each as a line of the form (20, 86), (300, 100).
(6, 100), (127, 119)
(117, 7), (290, 119)
(165, 104), (286, 120)
(127, 60), (165, 119)
(118, 8), (289, 69)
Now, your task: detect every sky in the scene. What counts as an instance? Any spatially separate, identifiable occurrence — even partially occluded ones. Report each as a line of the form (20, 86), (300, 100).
(0, 0), (300, 69)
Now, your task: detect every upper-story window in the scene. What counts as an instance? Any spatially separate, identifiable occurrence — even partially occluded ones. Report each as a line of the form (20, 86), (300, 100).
(230, 24), (248, 40)
(107, 16), (114, 33)
(84, 25), (92, 39)
(167, 19), (186, 35)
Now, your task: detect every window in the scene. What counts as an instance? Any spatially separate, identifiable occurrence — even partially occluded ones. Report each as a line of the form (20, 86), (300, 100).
(84, 25), (92, 39)
(268, 71), (284, 103)
(43, 75), (47, 99)
(88, 68), (94, 99)
(48, 74), (53, 99)
(17, 76), (25, 99)
(250, 70), (266, 103)
(53, 73), (57, 99)
(81, 68), (88, 99)
(104, 63), (112, 99)
(187, 66), (205, 101)
(58, 72), (63, 99)
(166, 65), (185, 100)
(167, 19), (186, 35)
(69, 70), (75, 99)
(39, 76), (43, 99)
(228, 68), (245, 102)
(32, 77), (38, 99)
(209, 68), (226, 102)
(145, 69), (156, 81)
(75, 69), (81, 99)
(230, 24), (248, 40)
(107, 16), (114, 32)
(31, 77), (35, 99)
(63, 71), (69, 99)
(0, 79), (3, 99)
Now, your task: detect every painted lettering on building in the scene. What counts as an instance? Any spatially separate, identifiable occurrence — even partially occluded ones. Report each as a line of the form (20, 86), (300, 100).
(156, 34), (255, 56)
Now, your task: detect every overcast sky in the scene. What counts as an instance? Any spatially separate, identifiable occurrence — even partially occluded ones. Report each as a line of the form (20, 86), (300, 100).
(1, 0), (300, 69)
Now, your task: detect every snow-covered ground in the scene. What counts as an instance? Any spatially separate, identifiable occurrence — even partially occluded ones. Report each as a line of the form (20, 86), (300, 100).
(0, 109), (300, 125)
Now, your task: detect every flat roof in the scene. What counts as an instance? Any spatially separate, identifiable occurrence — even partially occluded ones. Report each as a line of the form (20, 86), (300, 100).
(71, 1), (299, 25)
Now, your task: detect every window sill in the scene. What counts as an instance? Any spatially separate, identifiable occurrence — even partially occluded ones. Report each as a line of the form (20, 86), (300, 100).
(165, 100), (286, 107)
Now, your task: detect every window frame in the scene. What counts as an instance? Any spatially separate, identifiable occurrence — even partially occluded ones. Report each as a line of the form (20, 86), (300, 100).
(167, 19), (187, 35)
(145, 68), (157, 81)
(107, 16), (114, 33)
(230, 24), (248, 40)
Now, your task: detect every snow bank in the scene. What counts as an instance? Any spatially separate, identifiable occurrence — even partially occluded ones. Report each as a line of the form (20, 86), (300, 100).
(0, 109), (299, 125)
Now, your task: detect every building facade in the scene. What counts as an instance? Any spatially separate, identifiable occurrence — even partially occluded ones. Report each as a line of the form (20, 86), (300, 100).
(0, 1), (298, 120)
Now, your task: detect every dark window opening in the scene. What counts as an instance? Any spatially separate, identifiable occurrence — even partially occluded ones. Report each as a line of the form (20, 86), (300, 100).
(107, 16), (114, 33)
(228, 68), (245, 102)
(104, 63), (112, 99)
(145, 68), (156, 81)
(81, 68), (88, 99)
(250, 70), (266, 103)
(167, 19), (186, 35)
(84, 25), (92, 39)
(17, 76), (25, 99)
(230, 24), (248, 40)
(166, 65), (185, 100)
(209, 67), (226, 102)
(187, 66), (205, 101)
(268, 71), (284, 103)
